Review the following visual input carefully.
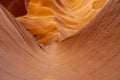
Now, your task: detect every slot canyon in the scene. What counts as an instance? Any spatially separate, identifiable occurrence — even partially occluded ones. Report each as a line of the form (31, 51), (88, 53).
(0, 0), (120, 80)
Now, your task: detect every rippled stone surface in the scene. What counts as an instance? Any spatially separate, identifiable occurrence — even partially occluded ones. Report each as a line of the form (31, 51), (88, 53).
(0, 0), (120, 80)
(17, 0), (108, 45)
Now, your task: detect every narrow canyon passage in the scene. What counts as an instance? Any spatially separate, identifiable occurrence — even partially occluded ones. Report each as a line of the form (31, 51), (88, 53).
(0, 0), (120, 80)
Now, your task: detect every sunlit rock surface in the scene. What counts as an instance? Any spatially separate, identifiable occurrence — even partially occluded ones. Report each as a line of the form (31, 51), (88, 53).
(17, 0), (108, 45)
(0, 0), (120, 80)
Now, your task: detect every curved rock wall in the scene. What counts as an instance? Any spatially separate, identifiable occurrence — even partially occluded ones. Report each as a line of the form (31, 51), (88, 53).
(0, 0), (120, 80)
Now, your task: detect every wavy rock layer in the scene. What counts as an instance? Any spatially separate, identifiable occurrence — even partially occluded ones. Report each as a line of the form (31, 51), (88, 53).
(18, 0), (108, 45)
(0, 0), (120, 80)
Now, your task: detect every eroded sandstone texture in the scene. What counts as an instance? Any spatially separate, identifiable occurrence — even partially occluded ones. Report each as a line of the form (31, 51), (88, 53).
(17, 0), (108, 45)
(0, 0), (120, 80)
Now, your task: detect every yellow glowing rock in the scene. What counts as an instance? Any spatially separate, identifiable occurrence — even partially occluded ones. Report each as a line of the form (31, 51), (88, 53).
(18, 0), (108, 45)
